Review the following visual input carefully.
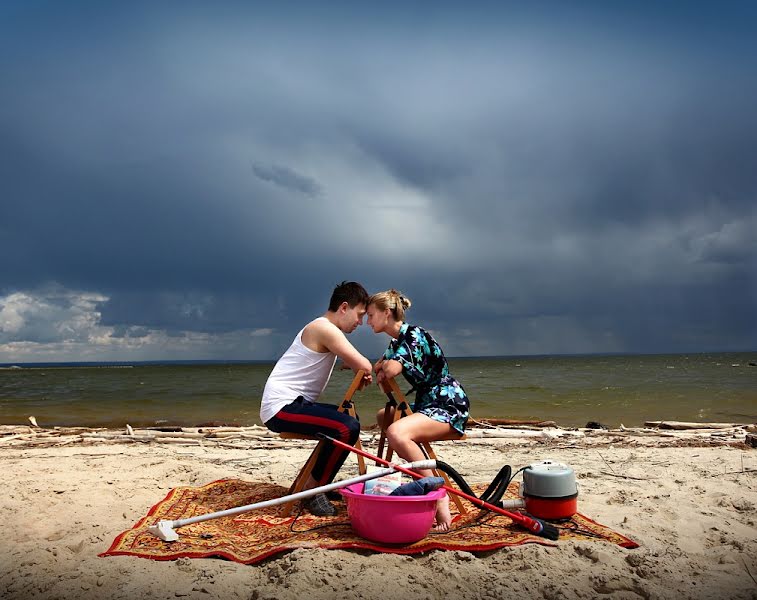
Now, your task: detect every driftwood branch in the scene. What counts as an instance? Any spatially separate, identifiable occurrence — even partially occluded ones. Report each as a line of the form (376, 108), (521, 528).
(469, 417), (557, 428)
(644, 421), (752, 430)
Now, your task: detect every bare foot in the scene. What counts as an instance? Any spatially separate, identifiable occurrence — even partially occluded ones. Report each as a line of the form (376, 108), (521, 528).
(431, 494), (451, 533)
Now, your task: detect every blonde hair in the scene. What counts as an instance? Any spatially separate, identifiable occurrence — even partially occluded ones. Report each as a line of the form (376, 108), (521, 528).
(369, 289), (412, 322)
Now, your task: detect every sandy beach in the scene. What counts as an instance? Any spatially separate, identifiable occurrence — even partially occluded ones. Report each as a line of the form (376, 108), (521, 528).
(1, 425), (756, 600)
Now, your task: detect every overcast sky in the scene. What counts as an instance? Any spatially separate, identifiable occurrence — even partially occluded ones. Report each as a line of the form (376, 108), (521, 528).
(1, 1), (756, 362)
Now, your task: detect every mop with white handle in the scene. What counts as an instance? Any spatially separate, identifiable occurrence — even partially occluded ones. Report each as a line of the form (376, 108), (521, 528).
(148, 458), (436, 541)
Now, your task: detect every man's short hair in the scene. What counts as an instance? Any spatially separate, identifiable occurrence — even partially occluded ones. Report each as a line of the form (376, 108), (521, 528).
(328, 281), (369, 311)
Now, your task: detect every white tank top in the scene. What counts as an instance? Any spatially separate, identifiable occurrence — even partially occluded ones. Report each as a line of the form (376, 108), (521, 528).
(260, 317), (337, 424)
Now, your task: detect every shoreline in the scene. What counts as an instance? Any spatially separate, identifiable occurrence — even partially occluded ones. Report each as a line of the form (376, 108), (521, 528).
(2, 420), (755, 451)
(1, 430), (756, 599)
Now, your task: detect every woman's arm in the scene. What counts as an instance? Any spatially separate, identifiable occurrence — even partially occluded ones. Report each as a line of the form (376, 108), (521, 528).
(379, 359), (403, 379)
(373, 357), (402, 385)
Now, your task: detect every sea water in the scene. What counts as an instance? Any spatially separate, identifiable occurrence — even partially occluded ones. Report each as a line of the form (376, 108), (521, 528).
(1, 353), (755, 429)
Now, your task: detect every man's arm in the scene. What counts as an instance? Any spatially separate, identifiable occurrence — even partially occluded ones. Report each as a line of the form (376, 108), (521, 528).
(316, 321), (373, 375)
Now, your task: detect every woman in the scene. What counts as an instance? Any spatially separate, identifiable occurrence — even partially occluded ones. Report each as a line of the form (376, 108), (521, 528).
(367, 289), (470, 531)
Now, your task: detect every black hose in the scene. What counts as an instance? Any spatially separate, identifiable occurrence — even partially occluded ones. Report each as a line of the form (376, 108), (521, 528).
(434, 460), (520, 509)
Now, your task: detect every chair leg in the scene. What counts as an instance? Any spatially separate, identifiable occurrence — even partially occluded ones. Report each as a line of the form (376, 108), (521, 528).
(352, 438), (367, 475)
(337, 370), (367, 475)
(378, 391), (411, 463)
(376, 400), (395, 463)
(279, 440), (322, 517)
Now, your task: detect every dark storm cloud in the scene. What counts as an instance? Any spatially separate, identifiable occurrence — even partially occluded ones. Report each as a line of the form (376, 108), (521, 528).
(1, 1), (756, 360)
(251, 163), (321, 198)
(98, 290), (283, 334)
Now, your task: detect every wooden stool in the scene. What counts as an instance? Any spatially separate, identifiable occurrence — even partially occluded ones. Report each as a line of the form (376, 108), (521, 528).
(278, 370), (367, 516)
(377, 376), (468, 515)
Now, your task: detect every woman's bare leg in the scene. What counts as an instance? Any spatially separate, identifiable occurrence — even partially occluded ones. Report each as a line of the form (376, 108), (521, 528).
(384, 413), (459, 532)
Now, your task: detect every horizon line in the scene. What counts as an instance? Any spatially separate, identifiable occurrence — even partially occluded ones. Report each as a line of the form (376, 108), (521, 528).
(2, 348), (756, 369)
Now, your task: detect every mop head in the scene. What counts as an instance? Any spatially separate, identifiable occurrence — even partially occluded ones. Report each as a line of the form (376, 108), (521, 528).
(147, 520), (179, 542)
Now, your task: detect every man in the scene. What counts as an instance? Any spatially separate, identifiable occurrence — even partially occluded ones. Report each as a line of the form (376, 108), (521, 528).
(261, 281), (373, 516)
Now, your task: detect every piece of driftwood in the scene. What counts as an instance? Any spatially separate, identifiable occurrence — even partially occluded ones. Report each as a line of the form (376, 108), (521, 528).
(80, 433), (153, 442)
(0, 426), (36, 435)
(469, 418), (555, 428)
(204, 431), (249, 439)
(154, 437), (202, 445)
(464, 428), (561, 439)
(80, 438), (131, 446)
(198, 426), (246, 433)
(143, 426), (184, 432)
(645, 421), (751, 430)
(0, 435), (32, 444)
(617, 429), (678, 437)
(134, 430), (206, 439)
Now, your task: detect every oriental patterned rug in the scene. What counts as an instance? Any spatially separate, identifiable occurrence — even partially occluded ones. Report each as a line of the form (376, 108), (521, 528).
(100, 479), (638, 564)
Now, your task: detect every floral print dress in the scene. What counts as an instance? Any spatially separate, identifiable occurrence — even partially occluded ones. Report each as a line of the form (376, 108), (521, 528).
(383, 323), (470, 435)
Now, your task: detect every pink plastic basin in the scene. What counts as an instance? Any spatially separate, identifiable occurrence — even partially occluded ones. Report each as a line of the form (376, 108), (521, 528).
(339, 482), (445, 544)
